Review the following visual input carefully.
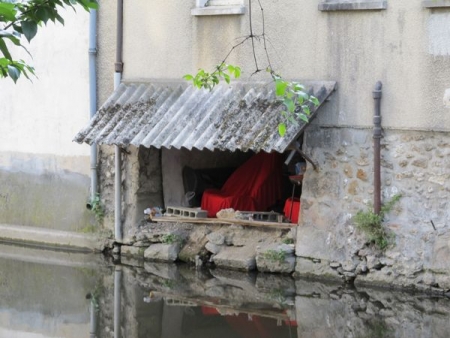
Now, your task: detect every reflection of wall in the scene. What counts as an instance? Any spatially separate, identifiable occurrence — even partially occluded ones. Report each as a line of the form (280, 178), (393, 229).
(0, 250), (101, 338)
(0, 9), (91, 231)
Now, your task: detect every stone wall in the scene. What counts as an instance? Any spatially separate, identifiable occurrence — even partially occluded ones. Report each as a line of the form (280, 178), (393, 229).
(98, 145), (163, 237)
(296, 125), (450, 289)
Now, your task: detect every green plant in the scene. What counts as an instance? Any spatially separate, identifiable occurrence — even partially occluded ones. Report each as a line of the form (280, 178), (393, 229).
(89, 193), (104, 223)
(282, 238), (295, 245)
(354, 194), (402, 251)
(263, 249), (286, 262)
(161, 233), (182, 244)
(0, 0), (98, 82)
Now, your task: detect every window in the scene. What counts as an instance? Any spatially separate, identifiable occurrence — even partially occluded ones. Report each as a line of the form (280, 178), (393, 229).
(192, 0), (246, 16)
(318, 0), (387, 11)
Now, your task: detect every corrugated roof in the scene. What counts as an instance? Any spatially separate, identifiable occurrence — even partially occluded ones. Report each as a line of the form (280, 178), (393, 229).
(74, 80), (336, 153)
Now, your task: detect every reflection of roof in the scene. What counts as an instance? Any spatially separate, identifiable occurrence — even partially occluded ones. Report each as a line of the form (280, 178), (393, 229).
(74, 80), (336, 153)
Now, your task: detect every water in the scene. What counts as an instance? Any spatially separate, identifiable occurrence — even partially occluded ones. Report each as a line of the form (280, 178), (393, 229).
(1, 243), (450, 338)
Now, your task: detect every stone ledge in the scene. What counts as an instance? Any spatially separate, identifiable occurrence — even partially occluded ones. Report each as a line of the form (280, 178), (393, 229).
(318, 1), (387, 11)
(0, 223), (104, 252)
(191, 6), (246, 16)
(422, 1), (450, 8)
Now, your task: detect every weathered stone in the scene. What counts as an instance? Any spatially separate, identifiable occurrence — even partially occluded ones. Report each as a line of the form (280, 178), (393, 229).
(213, 246), (256, 271)
(412, 158), (428, 168)
(144, 243), (181, 262)
(342, 260), (356, 272)
(343, 164), (353, 178)
(366, 256), (382, 270)
(294, 257), (342, 282)
(121, 245), (145, 257)
(330, 262), (341, 269)
(206, 232), (226, 245)
(205, 242), (222, 255)
(356, 169), (368, 181)
(256, 254), (295, 274)
(347, 180), (359, 195)
(133, 240), (150, 247)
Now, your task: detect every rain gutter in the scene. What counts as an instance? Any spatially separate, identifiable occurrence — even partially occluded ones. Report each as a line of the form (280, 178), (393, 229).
(114, 0), (124, 242)
(88, 8), (98, 204)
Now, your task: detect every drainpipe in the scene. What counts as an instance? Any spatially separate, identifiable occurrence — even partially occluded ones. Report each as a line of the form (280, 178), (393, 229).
(89, 9), (98, 203)
(114, 0), (124, 242)
(373, 81), (382, 215)
(113, 266), (122, 338)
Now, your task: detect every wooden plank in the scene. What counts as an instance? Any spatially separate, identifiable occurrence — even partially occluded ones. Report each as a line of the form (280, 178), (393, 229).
(151, 215), (296, 230)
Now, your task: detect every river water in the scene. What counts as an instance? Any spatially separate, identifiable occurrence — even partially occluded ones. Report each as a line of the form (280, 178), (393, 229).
(1, 243), (450, 338)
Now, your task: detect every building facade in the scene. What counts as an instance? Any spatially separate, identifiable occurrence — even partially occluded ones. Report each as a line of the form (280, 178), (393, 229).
(91, 0), (450, 288)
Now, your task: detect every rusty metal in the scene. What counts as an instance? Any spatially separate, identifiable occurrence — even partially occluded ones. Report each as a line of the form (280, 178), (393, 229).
(373, 81), (382, 215)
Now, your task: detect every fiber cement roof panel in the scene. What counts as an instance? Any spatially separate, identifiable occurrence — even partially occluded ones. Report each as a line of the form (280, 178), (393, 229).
(74, 80), (336, 153)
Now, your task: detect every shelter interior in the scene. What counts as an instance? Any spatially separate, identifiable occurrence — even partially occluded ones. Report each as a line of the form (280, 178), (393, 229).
(138, 145), (306, 225)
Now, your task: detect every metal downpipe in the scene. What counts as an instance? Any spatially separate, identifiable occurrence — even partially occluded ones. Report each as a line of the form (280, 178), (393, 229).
(89, 9), (98, 202)
(373, 81), (383, 214)
(114, 0), (124, 242)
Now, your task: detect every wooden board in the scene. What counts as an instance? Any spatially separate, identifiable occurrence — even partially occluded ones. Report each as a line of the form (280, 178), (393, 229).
(150, 215), (296, 229)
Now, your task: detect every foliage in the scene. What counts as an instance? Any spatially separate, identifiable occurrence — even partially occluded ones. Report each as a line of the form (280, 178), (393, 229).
(161, 233), (182, 244)
(0, 0), (98, 82)
(282, 237), (294, 245)
(183, 62), (241, 91)
(263, 249), (286, 262)
(354, 194), (402, 251)
(273, 73), (319, 136)
(183, 0), (319, 136)
(89, 192), (104, 223)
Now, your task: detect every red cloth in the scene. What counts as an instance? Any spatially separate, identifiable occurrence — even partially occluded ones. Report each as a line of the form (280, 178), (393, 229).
(283, 197), (301, 223)
(201, 152), (283, 218)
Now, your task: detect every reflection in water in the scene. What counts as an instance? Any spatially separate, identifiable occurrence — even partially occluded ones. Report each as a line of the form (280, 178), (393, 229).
(1, 243), (450, 338)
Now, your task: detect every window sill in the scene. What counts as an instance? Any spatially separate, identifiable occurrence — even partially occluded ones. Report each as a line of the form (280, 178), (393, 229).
(422, 1), (450, 8)
(318, 1), (387, 11)
(191, 6), (246, 16)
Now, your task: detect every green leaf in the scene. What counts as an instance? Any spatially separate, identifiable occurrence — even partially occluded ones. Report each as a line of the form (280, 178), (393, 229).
(310, 95), (320, 106)
(275, 79), (287, 96)
(0, 3), (17, 21)
(56, 13), (65, 25)
(227, 64), (235, 73)
(278, 123), (286, 137)
(298, 113), (309, 122)
(22, 21), (38, 42)
(7, 64), (20, 83)
(223, 73), (230, 84)
(183, 74), (193, 81)
(0, 39), (12, 60)
(283, 97), (295, 113)
(302, 105), (311, 115)
(36, 7), (51, 23)
(234, 66), (241, 78)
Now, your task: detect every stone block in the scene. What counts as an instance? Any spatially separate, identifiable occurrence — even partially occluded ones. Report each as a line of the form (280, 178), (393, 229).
(213, 245), (256, 271)
(144, 243), (181, 262)
(294, 257), (342, 282)
(121, 245), (145, 257)
(256, 253), (295, 274)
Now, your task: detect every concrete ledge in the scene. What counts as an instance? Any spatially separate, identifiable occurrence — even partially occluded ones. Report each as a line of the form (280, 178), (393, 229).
(422, 1), (450, 8)
(319, 1), (387, 11)
(0, 224), (105, 252)
(191, 6), (246, 16)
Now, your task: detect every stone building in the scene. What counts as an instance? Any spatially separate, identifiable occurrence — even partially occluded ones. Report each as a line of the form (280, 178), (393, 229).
(76, 1), (450, 289)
